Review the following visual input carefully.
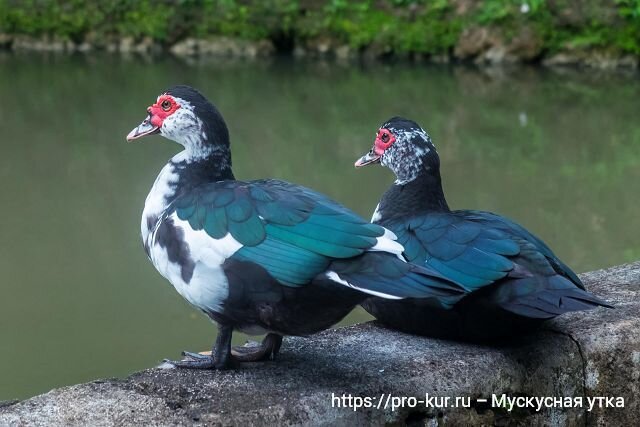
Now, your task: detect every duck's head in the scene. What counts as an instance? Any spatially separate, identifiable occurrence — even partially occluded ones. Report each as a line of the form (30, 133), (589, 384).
(355, 116), (439, 184)
(126, 85), (229, 156)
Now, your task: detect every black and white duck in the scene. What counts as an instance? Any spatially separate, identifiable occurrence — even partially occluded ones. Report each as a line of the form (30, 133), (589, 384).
(126, 87), (464, 369)
(355, 117), (611, 341)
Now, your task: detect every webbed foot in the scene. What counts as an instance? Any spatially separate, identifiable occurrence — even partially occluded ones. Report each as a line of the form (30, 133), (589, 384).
(163, 324), (235, 370)
(163, 351), (234, 370)
(231, 333), (283, 362)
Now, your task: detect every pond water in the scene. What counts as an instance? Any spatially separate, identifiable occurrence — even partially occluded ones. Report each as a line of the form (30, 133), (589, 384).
(1, 53), (639, 400)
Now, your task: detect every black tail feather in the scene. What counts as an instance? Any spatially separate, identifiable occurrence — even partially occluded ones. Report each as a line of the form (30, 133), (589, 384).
(501, 287), (612, 319)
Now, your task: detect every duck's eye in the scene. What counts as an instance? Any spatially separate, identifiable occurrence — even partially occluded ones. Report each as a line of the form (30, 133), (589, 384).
(161, 100), (172, 111)
(381, 132), (389, 143)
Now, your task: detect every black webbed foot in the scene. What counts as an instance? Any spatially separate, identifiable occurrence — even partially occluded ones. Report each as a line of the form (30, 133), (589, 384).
(231, 333), (283, 362)
(163, 324), (235, 370)
(180, 351), (211, 360)
(163, 355), (227, 370)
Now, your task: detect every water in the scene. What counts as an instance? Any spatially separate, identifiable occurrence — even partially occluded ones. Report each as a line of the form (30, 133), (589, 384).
(1, 54), (639, 401)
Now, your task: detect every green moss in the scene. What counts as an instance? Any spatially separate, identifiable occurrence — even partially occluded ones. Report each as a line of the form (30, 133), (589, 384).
(296, 0), (460, 53)
(0, 0), (638, 56)
(464, 0), (640, 55)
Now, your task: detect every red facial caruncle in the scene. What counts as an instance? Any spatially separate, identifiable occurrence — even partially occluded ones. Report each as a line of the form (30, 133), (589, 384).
(148, 94), (181, 127)
(374, 128), (396, 155)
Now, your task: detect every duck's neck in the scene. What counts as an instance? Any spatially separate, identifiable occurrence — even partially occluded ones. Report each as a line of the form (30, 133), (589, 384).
(375, 168), (449, 223)
(141, 147), (234, 243)
(171, 146), (235, 195)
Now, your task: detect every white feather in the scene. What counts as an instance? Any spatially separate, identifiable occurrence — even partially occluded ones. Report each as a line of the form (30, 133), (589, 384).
(148, 213), (243, 313)
(141, 151), (189, 243)
(369, 227), (404, 259)
(325, 271), (403, 300)
(371, 203), (382, 223)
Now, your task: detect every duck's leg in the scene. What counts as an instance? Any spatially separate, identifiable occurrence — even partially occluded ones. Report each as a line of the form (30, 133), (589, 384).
(165, 324), (235, 370)
(231, 333), (283, 362)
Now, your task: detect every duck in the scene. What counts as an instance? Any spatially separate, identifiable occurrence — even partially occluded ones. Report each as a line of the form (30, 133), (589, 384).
(354, 117), (612, 342)
(126, 87), (464, 369)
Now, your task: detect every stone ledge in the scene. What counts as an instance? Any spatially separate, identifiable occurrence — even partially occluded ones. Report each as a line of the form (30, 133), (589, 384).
(1, 262), (639, 426)
(1, 32), (639, 70)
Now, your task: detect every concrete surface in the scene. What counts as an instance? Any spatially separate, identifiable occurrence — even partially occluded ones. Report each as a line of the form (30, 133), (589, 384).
(1, 262), (638, 426)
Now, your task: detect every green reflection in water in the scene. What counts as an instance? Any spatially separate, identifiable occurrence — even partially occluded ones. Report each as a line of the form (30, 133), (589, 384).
(0, 54), (638, 400)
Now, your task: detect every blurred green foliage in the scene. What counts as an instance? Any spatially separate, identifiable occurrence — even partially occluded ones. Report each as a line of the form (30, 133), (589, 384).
(0, 0), (639, 54)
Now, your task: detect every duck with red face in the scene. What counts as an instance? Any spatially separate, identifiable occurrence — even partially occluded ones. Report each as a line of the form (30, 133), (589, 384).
(354, 128), (396, 166)
(126, 87), (465, 369)
(355, 117), (611, 341)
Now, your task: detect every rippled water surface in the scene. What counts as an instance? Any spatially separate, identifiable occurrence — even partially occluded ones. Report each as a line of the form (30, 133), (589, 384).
(1, 54), (639, 400)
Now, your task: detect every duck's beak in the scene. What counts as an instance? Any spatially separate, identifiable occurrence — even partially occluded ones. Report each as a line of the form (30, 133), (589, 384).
(126, 115), (160, 141)
(354, 149), (381, 168)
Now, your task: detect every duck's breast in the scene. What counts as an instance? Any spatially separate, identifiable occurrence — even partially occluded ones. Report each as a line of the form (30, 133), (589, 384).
(148, 212), (243, 314)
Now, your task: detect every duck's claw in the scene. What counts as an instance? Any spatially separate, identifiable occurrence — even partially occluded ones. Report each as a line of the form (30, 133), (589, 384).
(161, 324), (236, 370)
(163, 356), (218, 369)
(163, 350), (236, 370)
(231, 333), (283, 362)
(181, 351), (211, 360)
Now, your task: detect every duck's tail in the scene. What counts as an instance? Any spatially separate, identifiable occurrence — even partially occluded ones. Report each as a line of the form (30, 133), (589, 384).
(493, 275), (613, 319)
